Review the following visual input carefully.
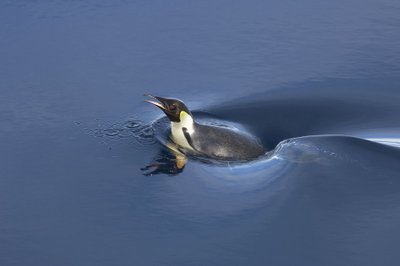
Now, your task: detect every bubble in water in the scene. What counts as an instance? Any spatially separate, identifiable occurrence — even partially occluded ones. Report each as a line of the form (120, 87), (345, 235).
(104, 128), (120, 136)
(123, 120), (143, 132)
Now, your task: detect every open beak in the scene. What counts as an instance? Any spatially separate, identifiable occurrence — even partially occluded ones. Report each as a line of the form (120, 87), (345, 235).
(144, 94), (182, 123)
(144, 94), (166, 110)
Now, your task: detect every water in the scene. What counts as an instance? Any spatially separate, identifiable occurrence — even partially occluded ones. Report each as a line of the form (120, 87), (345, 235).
(1, 0), (400, 265)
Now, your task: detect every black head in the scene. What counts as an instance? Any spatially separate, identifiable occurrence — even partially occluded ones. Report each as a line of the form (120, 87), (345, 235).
(144, 94), (192, 122)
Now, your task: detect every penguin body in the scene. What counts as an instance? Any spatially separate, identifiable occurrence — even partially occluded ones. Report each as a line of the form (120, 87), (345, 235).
(145, 95), (265, 160)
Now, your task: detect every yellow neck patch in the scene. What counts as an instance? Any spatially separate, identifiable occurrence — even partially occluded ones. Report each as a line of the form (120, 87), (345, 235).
(177, 111), (194, 129)
(179, 111), (190, 121)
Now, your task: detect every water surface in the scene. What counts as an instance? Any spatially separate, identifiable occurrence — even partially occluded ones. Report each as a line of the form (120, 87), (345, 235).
(1, 1), (400, 265)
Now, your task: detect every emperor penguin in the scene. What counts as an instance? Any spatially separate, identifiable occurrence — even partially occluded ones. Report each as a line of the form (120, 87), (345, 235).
(145, 94), (265, 160)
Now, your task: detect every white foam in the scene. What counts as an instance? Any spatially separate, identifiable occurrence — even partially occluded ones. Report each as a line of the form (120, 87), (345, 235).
(367, 138), (400, 148)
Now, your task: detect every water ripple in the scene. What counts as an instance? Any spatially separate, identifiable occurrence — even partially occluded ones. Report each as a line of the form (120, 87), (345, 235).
(93, 119), (156, 145)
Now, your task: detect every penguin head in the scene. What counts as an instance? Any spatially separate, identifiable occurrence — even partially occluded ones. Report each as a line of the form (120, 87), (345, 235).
(145, 94), (192, 123)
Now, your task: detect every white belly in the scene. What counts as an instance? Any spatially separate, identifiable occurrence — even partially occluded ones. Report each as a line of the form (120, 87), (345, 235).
(171, 122), (194, 150)
(170, 111), (196, 151)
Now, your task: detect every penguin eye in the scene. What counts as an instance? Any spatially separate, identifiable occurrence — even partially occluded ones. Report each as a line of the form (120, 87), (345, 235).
(169, 104), (177, 111)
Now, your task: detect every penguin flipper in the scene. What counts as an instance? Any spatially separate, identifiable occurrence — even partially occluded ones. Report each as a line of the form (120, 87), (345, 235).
(182, 127), (196, 151)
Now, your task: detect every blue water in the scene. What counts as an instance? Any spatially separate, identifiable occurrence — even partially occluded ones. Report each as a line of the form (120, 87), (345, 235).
(1, 1), (400, 265)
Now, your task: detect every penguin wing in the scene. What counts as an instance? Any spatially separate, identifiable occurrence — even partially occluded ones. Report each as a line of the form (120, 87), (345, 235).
(182, 127), (196, 151)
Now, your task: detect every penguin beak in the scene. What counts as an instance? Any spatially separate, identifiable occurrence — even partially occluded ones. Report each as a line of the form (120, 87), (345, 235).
(144, 94), (187, 123)
(144, 94), (167, 111)
(144, 94), (181, 122)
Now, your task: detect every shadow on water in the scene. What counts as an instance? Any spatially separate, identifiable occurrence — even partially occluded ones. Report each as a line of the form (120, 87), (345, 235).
(209, 78), (400, 149)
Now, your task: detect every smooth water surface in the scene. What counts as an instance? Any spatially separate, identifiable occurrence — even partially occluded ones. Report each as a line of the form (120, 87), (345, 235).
(1, 1), (400, 265)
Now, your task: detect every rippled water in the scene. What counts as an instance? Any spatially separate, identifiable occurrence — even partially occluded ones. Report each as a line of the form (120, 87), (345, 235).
(1, 1), (400, 265)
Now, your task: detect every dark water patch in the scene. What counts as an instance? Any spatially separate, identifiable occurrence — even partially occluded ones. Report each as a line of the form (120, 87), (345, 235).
(207, 77), (400, 149)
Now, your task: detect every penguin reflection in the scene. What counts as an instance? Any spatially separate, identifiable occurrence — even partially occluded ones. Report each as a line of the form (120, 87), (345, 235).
(141, 146), (187, 176)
